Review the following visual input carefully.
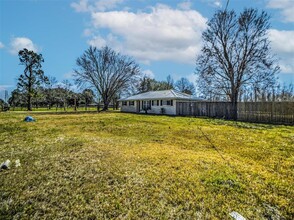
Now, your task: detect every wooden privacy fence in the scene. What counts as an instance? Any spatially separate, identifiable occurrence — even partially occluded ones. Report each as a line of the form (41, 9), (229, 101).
(176, 101), (294, 125)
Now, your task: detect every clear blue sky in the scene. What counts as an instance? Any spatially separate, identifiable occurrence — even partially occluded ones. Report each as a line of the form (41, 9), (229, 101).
(0, 0), (293, 99)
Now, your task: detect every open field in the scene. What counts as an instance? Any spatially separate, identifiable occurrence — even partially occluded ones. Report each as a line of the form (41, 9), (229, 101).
(0, 112), (293, 219)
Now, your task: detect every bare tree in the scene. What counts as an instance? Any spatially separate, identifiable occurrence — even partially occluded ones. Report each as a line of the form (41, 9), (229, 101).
(196, 8), (279, 119)
(175, 77), (195, 95)
(276, 82), (294, 101)
(74, 46), (140, 110)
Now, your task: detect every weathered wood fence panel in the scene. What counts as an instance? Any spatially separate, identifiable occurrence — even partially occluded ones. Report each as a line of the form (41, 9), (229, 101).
(177, 101), (294, 125)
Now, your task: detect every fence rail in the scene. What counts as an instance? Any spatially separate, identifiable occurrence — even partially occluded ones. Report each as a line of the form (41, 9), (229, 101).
(177, 101), (294, 125)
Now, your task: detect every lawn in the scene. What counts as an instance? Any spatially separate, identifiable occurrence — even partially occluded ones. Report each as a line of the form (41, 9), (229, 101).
(0, 112), (293, 219)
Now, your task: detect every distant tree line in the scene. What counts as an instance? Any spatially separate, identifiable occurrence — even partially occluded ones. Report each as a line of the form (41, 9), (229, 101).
(198, 81), (294, 102)
(135, 75), (195, 95)
(3, 6), (293, 115)
(7, 79), (96, 111)
(4, 77), (195, 111)
(3, 77), (291, 111)
(4, 47), (196, 111)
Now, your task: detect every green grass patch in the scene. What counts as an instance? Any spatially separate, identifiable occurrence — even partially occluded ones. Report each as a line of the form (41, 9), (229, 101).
(0, 111), (293, 219)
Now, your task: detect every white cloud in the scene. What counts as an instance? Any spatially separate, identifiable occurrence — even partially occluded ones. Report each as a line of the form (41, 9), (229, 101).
(87, 35), (106, 48)
(213, 0), (222, 8)
(267, 0), (294, 22)
(95, 0), (124, 11)
(89, 4), (207, 64)
(142, 69), (155, 79)
(9, 37), (38, 55)
(177, 1), (192, 10)
(202, 0), (222, 8)
(87, 33), (122, 50)
(71, 0), (91, 12)
(269, 29), (294, 74)
(0, 42), (4, 49)
(71, 0), (124, 12)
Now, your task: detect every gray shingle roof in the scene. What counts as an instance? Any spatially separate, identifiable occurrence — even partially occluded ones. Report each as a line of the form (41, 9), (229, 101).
(119, 90), (203, 101)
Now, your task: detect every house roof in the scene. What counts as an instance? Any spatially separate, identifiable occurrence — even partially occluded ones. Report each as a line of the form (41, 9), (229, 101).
(119, 90), (203, 101)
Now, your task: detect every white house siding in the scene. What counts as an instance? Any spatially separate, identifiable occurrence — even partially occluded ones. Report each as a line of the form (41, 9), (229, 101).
(147, 99), (176, 115)
(120, 99), (177, 115)
(121, 101), (137, 113)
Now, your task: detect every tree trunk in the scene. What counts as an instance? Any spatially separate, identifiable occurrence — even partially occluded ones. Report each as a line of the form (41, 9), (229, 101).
(27, 93), (32, 111)
(74, 97), (77, 111)
(231, 92), (238, 121)
(102, 95), (110, 111)
(102, 103), (108, 111)
(102, 99), (109, 111)
(27, 68), (33, 111)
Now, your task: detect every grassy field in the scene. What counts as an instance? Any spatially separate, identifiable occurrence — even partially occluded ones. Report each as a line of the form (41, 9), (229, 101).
(0, 112), (293, 219)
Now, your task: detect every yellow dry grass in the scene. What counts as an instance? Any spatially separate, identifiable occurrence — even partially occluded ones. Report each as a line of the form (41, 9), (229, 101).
(0, 112), (293, 219)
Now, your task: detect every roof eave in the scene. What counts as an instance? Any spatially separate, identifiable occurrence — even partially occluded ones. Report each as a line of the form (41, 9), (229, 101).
(119, 97), (204, 101)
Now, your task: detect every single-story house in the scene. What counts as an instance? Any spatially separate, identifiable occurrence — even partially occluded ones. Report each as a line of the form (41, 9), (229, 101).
(119, 89), (203, 115)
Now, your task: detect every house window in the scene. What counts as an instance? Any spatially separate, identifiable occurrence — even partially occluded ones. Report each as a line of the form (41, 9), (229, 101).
(157, 100), (159, 106)
(166, 100), (173, 106)
(152, 100), (154, 106)
(143, 100), (151, 110)
(129, 101), (134, 106)
(160, 100), (163, 106)
(122, 101), (127, 106)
